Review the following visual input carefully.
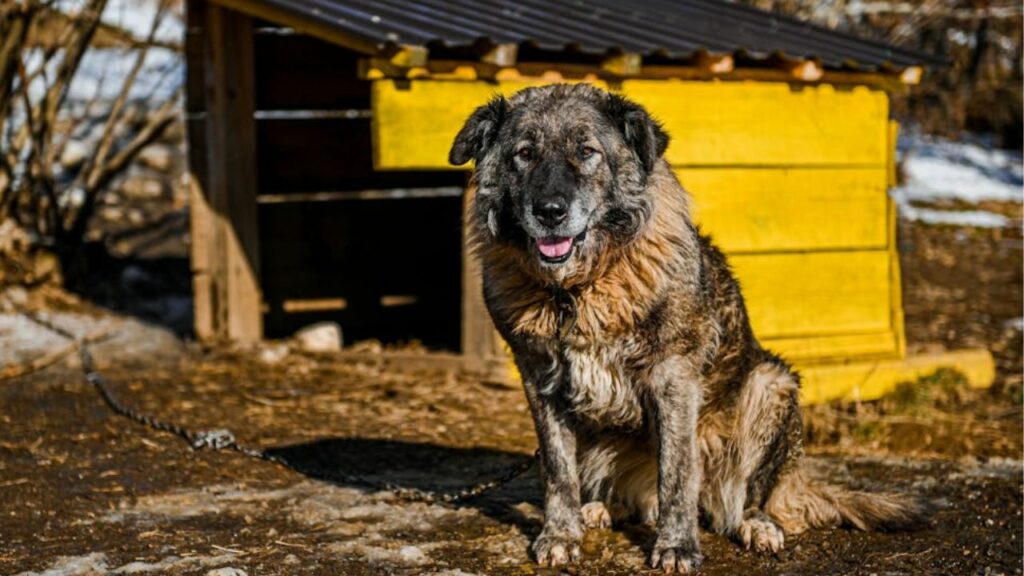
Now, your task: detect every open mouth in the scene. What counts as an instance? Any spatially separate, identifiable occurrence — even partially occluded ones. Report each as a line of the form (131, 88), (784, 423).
(535, 231), (586, 264)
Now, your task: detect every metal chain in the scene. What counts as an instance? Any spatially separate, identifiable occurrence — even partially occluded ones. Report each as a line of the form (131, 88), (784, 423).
(17, 309), (537, 504)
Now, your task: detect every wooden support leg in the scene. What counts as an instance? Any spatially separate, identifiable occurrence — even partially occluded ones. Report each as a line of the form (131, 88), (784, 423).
(192, 3), (262, 341)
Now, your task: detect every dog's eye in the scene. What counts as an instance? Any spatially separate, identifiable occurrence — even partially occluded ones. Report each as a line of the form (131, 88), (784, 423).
(580, 146), (598, 160)
(515, 147), (533, 162)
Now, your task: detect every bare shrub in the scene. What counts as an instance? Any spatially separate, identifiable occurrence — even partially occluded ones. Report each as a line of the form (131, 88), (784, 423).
(0, 0), (182, 284)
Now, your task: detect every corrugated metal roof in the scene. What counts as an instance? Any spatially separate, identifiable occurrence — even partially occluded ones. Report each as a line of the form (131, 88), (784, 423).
(245, 0), (943, 71)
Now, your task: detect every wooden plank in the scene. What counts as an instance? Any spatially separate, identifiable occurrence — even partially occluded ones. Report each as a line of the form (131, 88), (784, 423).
(461, 186), (500, 362)
(371, 79), (607, 170)
(184, 0), (206, 113)
(362, 60), (911, 90)
(621, 80), (889, 166)
(188, 171), (214, 340)
(887, 120), (907, 358)
(371, 79), (888, 170)
(206, 0), (379, 55)
(682, 167), (888, 252)
(762, 331), (901, 363)
(797, 349), (995, 405)
(729, 250), (893, 339)
(253, 34), (369, 111)
(202, 4), (262, 341)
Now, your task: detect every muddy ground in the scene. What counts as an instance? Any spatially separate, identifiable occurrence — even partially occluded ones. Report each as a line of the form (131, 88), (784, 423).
(1, 217), (1022, 576)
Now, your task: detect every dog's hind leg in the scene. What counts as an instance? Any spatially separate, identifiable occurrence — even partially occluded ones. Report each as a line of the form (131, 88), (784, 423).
(700, 358), (801, 551)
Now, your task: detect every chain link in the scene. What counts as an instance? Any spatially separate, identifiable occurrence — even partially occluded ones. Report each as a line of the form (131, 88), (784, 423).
(17, 309), (537, 505)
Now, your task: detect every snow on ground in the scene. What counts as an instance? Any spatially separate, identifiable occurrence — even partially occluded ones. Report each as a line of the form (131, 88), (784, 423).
(892, 132), (1023, 228)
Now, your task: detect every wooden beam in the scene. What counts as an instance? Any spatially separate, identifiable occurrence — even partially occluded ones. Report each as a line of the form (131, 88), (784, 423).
(207, 0), (379, 55)
(899, 66), (923, 85)
(602, 52), (641, 76)
(482, 43), (518, 67)
(361, 58), (910, 90)
(461, 186), (501, 366)
(785, 59), (825, 82)
(695, 53), (735, 74)
(201, 3), (262, 341)
(384, 43), (428, 67)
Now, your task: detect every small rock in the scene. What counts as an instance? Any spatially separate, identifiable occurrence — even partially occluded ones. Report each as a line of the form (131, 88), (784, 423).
(398, 545), (427, 563)
(2, 286), (28, 308)
(258, 342), (289, 364)
(121, 176), (165, 199)
(137, 144), (176, 172)
(206, 569), (248, 576)
(293, 321), (343, 353)
(61, 140), (89, 169)
(283, 554), (300, 565)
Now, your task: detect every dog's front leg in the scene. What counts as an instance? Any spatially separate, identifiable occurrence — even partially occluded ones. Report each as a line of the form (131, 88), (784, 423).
(649, 358), (703, 574)
(519, 354), (582, 567)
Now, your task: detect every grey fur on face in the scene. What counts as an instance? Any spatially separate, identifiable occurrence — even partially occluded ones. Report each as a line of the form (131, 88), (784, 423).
(451, 84), (929, 573)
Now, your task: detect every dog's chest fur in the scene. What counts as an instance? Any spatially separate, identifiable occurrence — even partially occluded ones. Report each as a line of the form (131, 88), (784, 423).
(557, 337), (648, 429)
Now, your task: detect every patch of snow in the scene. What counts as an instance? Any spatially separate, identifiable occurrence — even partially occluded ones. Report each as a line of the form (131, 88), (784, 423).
(14, 553), (109, 576)
(14, 553), (239, 576)
(898, 205), (1012, 228)
(891, 132), (1022, 228)
(893, 132), (1023, 206)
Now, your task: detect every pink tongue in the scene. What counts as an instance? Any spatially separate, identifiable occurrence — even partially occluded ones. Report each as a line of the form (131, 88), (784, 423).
(537, 237), (573, 258)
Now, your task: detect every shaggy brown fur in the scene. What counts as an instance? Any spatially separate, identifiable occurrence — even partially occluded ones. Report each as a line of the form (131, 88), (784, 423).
(450, 84), (927, 574)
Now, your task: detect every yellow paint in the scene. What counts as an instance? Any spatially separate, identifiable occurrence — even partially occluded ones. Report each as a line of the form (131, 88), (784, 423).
(681, 168), (888, 252)
(797, 349), (996, 405)
(371, 79), (606, 170)
(371, 79), (889, 170)
(730, 250), (893, 339)
(762, 331), (901, 363)
(621, 80), (889, 167)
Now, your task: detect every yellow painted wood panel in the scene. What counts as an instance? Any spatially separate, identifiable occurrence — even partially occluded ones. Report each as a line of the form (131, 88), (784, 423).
(763, 331), (901, 363)
(372, 79), (607, 170)
(681, 168), (888, 252)
(730, 250), (893, 339)
(797, 349), (995, 404)
(372, 79), (889, 170)
(621, 80), (889, 166)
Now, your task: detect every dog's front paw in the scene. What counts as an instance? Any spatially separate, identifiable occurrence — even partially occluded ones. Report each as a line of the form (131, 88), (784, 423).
(532, 530), (582, 567)
(650, 541), (703, 574)
(737, 515), (785, 554)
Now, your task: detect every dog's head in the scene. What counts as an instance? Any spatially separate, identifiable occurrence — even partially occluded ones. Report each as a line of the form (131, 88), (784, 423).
(449, 84), (669, 284)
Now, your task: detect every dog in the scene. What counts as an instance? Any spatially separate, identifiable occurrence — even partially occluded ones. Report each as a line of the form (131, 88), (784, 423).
(449, 83), (927, 573)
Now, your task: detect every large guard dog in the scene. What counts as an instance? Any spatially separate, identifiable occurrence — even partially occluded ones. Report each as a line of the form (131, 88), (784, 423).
(449, 84), (926, 573)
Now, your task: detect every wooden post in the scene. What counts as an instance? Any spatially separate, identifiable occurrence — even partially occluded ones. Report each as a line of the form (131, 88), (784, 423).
(195, 2), (262, 341)
(461, 186), (502, 366)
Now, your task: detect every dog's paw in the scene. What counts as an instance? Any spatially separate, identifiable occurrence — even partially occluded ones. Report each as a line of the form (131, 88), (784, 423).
(650, 543), (703, 574)
(581, 501), (612, 530)
(532, 531), (582, 567)
(737, 515), (785, 554)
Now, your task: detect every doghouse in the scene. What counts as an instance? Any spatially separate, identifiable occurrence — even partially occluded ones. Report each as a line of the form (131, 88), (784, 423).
(184, 0), (994, 402)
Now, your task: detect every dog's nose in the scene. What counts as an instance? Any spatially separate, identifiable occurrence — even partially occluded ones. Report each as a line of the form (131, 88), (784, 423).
(533, 198), (568, 228)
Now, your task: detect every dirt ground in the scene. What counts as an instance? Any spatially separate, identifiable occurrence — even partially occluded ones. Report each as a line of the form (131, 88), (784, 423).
(1, 217), (1022, 576)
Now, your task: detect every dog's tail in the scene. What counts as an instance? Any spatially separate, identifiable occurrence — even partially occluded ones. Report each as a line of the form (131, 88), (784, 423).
(765, 467), (931, 535)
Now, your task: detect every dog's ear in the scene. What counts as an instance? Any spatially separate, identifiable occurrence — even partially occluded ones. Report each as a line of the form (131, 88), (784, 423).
(449, 96), (509, 166)
(603, 94), (669, 173)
